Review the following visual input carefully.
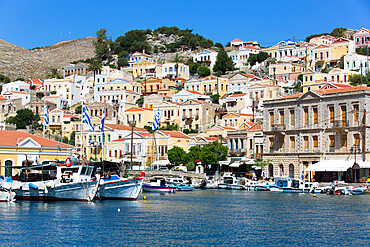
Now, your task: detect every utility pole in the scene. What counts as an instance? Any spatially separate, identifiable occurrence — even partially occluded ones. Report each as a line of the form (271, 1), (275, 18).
(60, 33), (62, 42)
(362, 106), (366, 162)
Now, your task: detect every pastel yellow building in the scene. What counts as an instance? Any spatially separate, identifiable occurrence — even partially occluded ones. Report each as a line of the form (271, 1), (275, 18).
(123, 107), (154, 128)
(222, 113), (254, 128)
(0, 130), (73, 177)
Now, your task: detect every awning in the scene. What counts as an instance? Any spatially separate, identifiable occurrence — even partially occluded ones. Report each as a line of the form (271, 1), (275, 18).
(229, 162), (240, 168)
(306, 160), (370, 172)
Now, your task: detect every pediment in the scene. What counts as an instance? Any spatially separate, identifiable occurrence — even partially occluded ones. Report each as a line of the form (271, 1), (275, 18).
(223, 113), (239, 118)
(298, 91), (322, 101)
(17, 137), (41, 148)
(229, 73), (250, 81)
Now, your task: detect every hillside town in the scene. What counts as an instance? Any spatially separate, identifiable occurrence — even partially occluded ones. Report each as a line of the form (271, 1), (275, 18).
(0, 26), (370, 186)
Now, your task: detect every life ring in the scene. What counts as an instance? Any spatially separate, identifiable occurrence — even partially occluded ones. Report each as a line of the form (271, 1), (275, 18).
(79, 157), (87, 166)
(65, 157), (73, 167)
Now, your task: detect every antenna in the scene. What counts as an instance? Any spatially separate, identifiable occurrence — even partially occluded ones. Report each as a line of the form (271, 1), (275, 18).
(69, 32), (71, 40)
(60, 33), (62, 42)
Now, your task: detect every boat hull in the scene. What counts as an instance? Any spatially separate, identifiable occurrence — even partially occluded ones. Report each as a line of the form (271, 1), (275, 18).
(11, 180), (98, 201)
(142, 184), (175, 193)
(98, 177), (144, 200)
(0, 191), (15, 202)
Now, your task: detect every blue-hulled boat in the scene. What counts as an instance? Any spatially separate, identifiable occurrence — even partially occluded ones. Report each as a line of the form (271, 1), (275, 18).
(143, 178), (175, 193)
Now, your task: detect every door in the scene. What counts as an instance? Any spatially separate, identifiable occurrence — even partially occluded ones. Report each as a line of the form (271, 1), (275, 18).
(5, 160), (13, 177)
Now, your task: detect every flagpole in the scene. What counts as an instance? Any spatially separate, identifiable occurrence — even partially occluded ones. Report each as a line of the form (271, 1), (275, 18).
(80, 103), (83, 159)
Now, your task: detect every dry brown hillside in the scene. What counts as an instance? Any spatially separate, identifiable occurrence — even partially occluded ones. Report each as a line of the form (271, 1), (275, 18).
(0, 37), (96, 80)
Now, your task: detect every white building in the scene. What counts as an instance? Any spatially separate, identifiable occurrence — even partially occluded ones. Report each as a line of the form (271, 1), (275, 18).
(344, 53), (370, 75)
(193, 49), (218, 69)
(1, 91), (30, 105)
(43, 78), (81, 107)
(162, 63), (190, 79)
(127, 52), (153, 67)
(1, 81), (29, 93)
(172, 89), (211, 104)
(228, 46), (261, 68)
(42, 95), (68, 109)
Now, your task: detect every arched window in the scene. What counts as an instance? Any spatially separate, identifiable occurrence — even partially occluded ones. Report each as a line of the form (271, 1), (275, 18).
(279, 164), (284, 176)
(5, 160), (13, 177)
(289, 164), (294, 178)
(268, 164), (273, 178)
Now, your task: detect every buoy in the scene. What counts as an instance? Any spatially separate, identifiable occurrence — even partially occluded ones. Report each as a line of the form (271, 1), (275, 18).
(313, 194), (316, 197)
(117, 208), (121, 212)
(143, 196), (147, 200)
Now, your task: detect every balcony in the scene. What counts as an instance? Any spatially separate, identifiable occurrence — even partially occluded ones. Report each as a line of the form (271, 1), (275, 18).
(271, 124), (286, 132)
(333, 120), (349, 128)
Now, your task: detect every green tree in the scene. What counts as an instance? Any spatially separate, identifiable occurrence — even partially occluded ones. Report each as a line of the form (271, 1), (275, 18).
(6, 109), (40, 129)
(197, 66), (211, 77)
(356, 47), (370, 56)
(210, 94), (220, 104)
(214, 42), (223, 49)
(189, 63), (200, 75)
(15, 77), (25, 81)
(75, 105), (82, 114)
(186, 161), (195, 171)
(171, 54), (183, 78)
(248, 51), (269, 66)
(330, 27), (347, 38)
(69, 131), (76, 145)
(184, 146), (202, 164)
(159, 124), (178, 131)
(167, 146), (186, 165)
(199, 141), (228, 166)
(136, 97), (144, 107)
(30, 85), (36, 90)
(349, 72), (370, 86)
(213, 48), (235, 75)
(0, 74), (10, 83)
(46, 68), (63, 79)
(88, 58), (103, 85)
(94, 28), (113, 61)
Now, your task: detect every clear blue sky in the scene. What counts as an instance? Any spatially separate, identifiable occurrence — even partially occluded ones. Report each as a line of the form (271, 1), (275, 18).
(0, 0), (369, 49)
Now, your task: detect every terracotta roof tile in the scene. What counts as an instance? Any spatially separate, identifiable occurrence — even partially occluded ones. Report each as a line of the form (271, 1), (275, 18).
(160, 131), (191, 139)
(231, 38), (243, 43)
(0, 130), (72, 148)
(105, 124), (147, 131)
(185, 90), (203, 95)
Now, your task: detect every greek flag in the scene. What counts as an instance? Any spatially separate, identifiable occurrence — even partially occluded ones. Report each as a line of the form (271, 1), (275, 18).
(44, 103), (49, 127)
(82, 101), (94, 131)
(152, 110), (160, 131)
(101, 107), (105, 137)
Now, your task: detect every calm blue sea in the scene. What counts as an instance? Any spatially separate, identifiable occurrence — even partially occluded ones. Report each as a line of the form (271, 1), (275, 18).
(1, 190), (369, 246)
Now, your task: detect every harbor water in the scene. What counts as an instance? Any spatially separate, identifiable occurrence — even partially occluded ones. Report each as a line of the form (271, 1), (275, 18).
(1, 190), (369, 246)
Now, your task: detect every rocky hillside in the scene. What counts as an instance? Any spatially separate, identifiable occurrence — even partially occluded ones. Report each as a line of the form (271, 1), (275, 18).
(0, 37), (96, 80)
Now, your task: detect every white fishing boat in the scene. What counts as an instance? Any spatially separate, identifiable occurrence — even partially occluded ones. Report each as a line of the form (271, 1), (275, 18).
(1, 160), (99, 202)
(91, 161), (145, 200)
(269, 177), (315, 193)
(0, 186), (15, 202)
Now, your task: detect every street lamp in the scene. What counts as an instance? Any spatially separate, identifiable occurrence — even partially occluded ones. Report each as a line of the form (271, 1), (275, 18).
(128, 121), (136, 170)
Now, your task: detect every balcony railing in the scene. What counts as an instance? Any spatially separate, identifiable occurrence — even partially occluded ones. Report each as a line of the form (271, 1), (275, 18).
(271, 124), (286, 131)
(333, 120), (349, 128)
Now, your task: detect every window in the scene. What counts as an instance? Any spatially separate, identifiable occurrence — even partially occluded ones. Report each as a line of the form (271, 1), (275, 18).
(313, 136), (318, 148)
(341, 105), (347, 126)
(329, 106), (334, 123)
(290, 136), (295, 149)
(303, 136), (308, 149)
(289, 164), (294, 178)
(329, 135), (335, 148)
(313, 107), (318, 124)
(354, 104), (359, 123)
(279, 111), (284, 125)
(354, 134), (360, 146)
(269, 137), (274, 150)
(269, 112), (274, 127)
(341, 134), (347, 147)
(304, 108), (309, 126)
(290, 109), (295, 126)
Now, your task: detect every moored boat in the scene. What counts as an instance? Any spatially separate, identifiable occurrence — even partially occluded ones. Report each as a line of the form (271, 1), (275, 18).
(98, 172), (145, 200)
(143, 177), (175, 193)
(1, 159), (99, 202)
(0, 186), (15, 202)
(351, 187), (367, 195)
